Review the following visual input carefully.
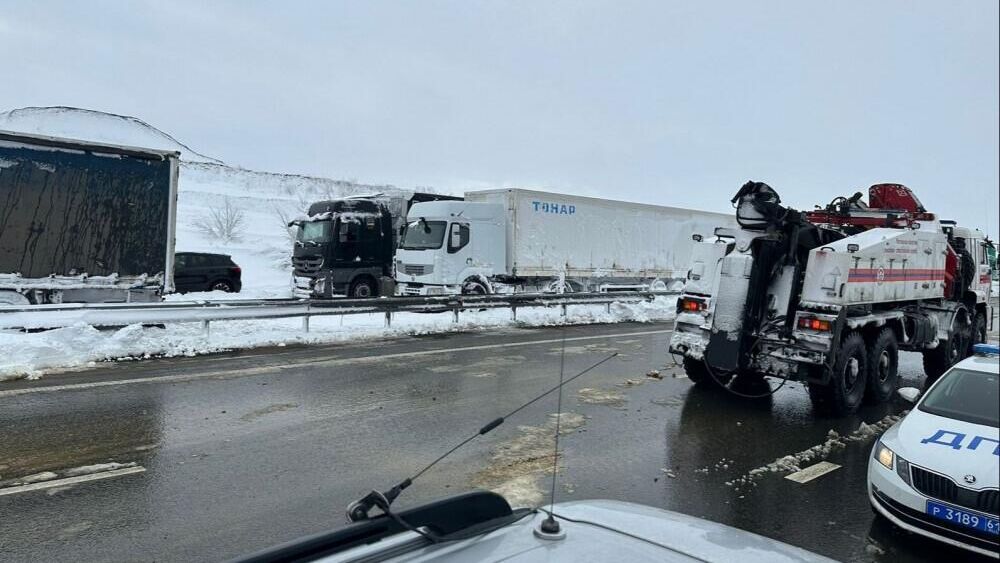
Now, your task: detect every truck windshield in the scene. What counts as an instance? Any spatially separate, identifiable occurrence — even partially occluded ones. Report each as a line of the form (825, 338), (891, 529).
(919, 368), (999, 427)
(401, 220), (446, 250)
(298, 220), (333, 244)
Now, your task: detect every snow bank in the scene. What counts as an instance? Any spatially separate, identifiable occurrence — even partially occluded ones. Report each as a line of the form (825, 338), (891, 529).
(0, 297), (677, 381)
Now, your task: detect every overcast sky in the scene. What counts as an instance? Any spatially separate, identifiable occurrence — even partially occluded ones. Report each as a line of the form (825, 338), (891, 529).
(2, 1), (997, 232)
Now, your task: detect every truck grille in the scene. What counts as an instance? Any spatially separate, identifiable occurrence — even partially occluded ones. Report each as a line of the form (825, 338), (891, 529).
(911, 465), (999, 515)
(402, 264), (433, 276)
(293, 256), (323, 277)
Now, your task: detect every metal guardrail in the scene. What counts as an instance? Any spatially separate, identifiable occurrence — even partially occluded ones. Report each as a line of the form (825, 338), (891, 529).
(0, 291), (679, 331)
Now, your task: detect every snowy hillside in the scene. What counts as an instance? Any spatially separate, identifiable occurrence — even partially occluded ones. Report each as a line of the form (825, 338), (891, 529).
(0, 106), (433, 297)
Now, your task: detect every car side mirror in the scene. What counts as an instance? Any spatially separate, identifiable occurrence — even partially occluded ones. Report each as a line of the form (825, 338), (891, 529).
(897, 387), (921, 404)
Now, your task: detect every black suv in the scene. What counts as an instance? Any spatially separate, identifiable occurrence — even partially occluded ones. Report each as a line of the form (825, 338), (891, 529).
(173, 252), (242, 293)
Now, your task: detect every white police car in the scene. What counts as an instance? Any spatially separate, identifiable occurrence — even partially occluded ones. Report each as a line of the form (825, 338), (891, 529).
(868, 343), (1000, 558)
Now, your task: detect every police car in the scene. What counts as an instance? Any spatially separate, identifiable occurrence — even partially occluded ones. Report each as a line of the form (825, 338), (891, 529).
(868, 343), (1000, 558)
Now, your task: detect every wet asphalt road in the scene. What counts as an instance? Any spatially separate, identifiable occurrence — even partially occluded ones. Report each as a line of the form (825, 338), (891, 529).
(0, 321), (994, 563)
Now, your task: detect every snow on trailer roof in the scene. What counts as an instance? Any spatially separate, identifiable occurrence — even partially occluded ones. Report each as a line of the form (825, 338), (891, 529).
(0, 129), (180, 161)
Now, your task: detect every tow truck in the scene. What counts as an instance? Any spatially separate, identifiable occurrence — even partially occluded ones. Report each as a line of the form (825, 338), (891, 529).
(669, 182), (994, 415)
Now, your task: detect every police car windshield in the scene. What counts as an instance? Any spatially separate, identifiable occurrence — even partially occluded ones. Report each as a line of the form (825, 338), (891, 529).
(919, 368), (999, 427)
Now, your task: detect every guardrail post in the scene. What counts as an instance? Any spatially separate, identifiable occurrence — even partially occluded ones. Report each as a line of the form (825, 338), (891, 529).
(607, 302), (611, 314)
(302, 315), (310, 333)
(561, 303), (567, 317)
(385, 311), (392, 327)
(511, 306), (517, 321)
(201, 319), (210, 339)
(453, 308), (460, 323)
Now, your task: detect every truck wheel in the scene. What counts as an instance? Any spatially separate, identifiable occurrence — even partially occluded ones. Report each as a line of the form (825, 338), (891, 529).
(922, 330), (968, 385)
(969, 312), (987, 354)
(349, 277), (377, 298)
(864, 329), (898, 405)
(0, 290), (30, 306)
(462, 280), (488, 295)
(808, 331), (867, 416)
(683, 357), (732, 388)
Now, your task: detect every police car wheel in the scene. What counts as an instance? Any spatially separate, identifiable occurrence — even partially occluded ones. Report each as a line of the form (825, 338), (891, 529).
(864, 328), (898, 405)
(808, 331), (867, 416)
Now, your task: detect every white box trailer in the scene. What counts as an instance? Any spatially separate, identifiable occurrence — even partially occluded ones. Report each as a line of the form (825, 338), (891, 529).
(394, 188), (735, 295)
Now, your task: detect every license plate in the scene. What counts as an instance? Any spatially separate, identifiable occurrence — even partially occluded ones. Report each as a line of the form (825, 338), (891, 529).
(926, 500), (1000, 536)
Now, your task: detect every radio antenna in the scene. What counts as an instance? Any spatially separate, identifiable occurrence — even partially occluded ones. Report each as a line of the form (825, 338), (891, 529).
(346, 349), (619, 526)
(536, 325), (569, 540)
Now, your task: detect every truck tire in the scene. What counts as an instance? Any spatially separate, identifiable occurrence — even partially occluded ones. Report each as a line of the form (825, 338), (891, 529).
(0, 290), (30, 306)
(922, 330), (968, 385)
(462, 279), (489, 295)
(969, 311), (987, 354)
(864, 329), (898, 405)
(349, 277), (378, 298)
(683, 357), (732, 388)
(808, 331), (867, 416)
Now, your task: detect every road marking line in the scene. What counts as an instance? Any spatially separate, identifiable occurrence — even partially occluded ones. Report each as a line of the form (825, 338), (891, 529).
(0, 466), (146, 496)
(784, 461), (841, 484)
(0, 328), (672, 397)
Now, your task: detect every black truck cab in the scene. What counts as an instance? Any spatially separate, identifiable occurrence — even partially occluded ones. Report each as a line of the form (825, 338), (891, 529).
(292, 199), (393, 298)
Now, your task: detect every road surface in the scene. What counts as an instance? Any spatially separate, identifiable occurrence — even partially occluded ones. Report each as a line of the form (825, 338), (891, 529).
(0, 321), (993, 562)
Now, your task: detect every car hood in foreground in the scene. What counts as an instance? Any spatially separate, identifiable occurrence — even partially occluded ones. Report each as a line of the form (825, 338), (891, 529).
(321, 500), (836, 563)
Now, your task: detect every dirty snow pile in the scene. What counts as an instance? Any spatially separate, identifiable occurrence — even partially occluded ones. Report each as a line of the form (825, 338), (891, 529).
(0, 296), (677, 381)
(724, 412), (905, 491)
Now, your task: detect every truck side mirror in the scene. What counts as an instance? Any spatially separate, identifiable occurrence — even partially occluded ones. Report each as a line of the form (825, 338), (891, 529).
(450, 224), (462, 249)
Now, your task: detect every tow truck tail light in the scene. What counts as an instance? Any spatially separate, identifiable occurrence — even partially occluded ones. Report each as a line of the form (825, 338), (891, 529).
(677, 297), (707, 313)
(797, 316), (832, 332)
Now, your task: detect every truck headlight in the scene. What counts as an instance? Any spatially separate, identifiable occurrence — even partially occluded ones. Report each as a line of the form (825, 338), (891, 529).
(875, 442), (894, 470)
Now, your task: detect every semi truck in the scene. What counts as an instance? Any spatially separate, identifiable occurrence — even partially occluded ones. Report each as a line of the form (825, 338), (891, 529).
(394, 188), (735, 296)
(290, 192), (460, 298)
(669, 182), (994, 415)
(0, 130), (179, 305)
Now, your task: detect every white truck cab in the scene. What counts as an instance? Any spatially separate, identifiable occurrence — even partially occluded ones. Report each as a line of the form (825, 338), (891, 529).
(395, 201), (506, 296)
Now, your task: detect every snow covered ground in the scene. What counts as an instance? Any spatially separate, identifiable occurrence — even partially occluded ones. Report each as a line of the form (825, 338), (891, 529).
(0, 297), (677, 381)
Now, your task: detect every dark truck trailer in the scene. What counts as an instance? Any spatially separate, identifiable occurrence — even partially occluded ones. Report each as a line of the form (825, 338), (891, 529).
(0, 130), (179, 305)
(291, 192), (460, 298)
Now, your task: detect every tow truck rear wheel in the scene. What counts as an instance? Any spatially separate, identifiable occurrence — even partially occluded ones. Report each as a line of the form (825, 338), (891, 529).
(864, 328), (898, 405)
(808, 331), (867, 416)
(683, 357), (732, 388)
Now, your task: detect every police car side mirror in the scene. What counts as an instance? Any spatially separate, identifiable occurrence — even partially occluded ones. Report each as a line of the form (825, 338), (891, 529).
(897, 387), (921, 404)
